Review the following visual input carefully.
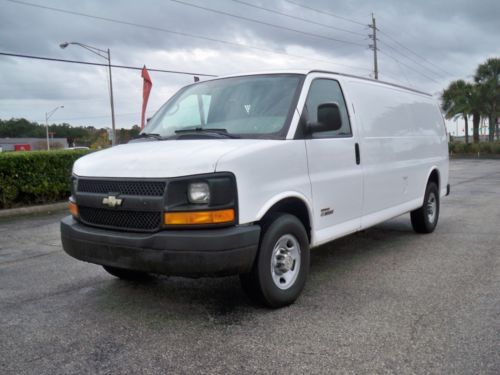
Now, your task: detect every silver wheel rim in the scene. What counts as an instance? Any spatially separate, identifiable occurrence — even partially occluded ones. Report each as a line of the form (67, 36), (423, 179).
(270, 234), (301, 290)
(426, 192), (437, 223)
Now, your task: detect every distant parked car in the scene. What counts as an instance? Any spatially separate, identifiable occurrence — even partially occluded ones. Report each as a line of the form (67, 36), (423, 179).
(66, 147), (90, 150)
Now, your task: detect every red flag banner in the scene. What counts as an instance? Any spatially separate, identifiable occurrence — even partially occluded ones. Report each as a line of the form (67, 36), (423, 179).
(141, 65), (153, 129)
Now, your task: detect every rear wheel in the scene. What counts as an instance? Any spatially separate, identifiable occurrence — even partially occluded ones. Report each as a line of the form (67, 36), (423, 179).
(411, 182), (439, 233)
(240, 213), (310, 308)
(102, 265), (150, 281)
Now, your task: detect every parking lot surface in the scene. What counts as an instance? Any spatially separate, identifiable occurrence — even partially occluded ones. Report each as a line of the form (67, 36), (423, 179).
(1, 159), (499, 374)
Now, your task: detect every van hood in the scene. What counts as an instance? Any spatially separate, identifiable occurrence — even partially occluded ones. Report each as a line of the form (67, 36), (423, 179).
(73, 139), (262, 178)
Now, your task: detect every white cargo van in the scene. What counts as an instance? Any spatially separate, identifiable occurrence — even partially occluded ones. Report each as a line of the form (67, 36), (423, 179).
(61, 70), (449, 307)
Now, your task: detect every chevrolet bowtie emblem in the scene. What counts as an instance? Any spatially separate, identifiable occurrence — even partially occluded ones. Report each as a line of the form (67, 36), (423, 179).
(102, 195), (123, 208)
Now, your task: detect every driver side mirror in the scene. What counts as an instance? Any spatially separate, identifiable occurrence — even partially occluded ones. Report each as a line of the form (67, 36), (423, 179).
(306, 102), (342, 134)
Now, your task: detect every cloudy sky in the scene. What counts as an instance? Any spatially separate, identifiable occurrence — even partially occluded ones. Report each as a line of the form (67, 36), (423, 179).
(0, 0), (499, 131)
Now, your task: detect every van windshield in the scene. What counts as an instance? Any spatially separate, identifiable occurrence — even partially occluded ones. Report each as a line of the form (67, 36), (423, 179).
(142, 74), (303, 139)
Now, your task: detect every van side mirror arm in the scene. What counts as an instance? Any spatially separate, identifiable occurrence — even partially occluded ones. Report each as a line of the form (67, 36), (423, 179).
(305, 121), (329, 134)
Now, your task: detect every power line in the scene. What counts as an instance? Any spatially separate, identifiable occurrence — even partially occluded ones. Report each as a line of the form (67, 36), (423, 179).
(283, 0), (452, 79)
(378, 39), (446, 79)
(0, 52), (218, 77)
(5, 0), (372, 73)
(378, 50), (440, 84)
(169, 0), (366, 47)
(228, 0), (366, 37)
(391, 54), (414, 88)
(284, 0), (367, 27)
(378, 29), (453, 76)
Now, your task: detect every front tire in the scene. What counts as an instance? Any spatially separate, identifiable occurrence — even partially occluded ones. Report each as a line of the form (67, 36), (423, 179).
(411, 182), (439, 233)
(102, 265), (150, 281)
(240, 213), (310, 308)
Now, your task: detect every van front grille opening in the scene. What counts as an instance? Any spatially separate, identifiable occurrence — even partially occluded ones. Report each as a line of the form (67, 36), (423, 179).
(78, 206), (162, 232)
(77, 179), (166, 197)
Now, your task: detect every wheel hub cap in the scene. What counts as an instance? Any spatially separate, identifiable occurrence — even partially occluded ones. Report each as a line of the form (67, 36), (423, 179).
(271, 234), (301, 290)
(427, 192), (437, 223)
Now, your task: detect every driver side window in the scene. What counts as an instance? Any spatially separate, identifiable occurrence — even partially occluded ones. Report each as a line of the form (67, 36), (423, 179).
(305, 79), (352, 138)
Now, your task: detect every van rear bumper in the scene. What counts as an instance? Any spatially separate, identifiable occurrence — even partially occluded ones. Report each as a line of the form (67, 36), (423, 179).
(60, 216), (260, 277)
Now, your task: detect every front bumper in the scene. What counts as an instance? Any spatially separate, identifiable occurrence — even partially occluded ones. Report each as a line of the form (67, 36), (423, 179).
(60, 216), (260, 276)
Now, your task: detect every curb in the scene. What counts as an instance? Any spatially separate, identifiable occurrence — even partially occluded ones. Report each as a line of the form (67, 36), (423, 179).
(0, 202), (68, 219)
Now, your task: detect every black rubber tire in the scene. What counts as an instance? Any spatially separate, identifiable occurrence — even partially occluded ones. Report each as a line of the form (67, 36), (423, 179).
(240, 213), (310, 308)
(411, 182), (440, 233)
(102, 265), (150, 281)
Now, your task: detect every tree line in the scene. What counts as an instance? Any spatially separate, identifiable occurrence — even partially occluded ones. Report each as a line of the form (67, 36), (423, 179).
(0, 118), (141, 148)
(442, 58), (499, 143)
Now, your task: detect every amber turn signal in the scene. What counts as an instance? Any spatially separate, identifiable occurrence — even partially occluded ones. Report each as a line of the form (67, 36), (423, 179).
(164, 209), (235, 225)
(68, 201), (78, 218)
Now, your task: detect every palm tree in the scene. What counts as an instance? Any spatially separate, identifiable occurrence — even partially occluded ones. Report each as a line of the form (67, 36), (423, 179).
(474, 58), (500, 141)
(442, 80), (473, 143)
(470, 85), (484, 143)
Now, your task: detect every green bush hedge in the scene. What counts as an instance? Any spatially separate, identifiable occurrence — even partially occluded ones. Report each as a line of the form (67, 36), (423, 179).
(449, 141), (500, 154)
(0, 150), (90, 209)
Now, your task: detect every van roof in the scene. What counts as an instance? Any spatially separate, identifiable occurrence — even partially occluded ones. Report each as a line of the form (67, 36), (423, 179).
(212, 69), (432, 97)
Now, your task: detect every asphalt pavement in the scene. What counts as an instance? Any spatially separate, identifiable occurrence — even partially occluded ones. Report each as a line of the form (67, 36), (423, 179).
(1, 159), (499, 374)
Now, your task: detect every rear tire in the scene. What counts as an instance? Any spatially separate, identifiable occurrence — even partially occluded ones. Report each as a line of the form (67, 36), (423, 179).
(411, 182), (439, 233)
(240, 213), (310, 308)
(102, 265), (150, 281)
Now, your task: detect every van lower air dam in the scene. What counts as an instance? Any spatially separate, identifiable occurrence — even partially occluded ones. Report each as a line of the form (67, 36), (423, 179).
(60, 71), (450, 308)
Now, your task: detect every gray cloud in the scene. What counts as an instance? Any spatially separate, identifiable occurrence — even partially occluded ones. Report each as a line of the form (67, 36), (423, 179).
(0, 0), (499, 128)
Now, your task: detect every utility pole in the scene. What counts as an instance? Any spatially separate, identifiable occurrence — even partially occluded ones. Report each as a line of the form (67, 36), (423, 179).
(368, 13), (379, 80)
(107, 48), (116, 146)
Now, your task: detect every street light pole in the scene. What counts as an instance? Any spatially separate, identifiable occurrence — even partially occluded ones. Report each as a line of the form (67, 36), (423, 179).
(45, 105), (64, 151)
(60, 42), (116, 146)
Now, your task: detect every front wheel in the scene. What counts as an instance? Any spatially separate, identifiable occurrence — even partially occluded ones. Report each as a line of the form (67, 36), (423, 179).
(240, 213), (310, 308)
(411, 182), (440, 233)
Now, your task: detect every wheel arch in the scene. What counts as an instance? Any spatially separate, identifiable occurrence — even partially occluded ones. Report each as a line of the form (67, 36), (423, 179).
(422, 167), (440, 204)
(256, 193), (313, 243)
(426, 167), (440, 190)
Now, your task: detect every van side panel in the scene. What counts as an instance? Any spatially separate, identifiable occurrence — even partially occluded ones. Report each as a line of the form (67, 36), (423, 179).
(343, 80), (448, 227)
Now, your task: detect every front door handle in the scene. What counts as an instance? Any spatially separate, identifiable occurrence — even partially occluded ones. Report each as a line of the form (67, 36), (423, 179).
(355, 143), (360, 165)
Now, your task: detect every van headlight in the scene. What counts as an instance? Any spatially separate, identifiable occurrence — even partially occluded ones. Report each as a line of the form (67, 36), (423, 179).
(164, 173), (237, 227)
(188, 182), (210, 204)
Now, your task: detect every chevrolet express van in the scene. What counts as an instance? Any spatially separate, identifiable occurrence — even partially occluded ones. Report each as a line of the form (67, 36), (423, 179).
(61, 70), (449, 307)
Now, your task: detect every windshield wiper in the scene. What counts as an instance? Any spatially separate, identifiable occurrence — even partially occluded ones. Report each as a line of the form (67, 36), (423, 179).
(135, 132), (166, 140)
(174, 128), (240, 139)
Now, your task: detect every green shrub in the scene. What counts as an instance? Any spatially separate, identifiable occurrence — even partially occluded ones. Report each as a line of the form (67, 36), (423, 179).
(0, 150), (90, 209)
(452, 142), (467, 154)
(479, 142), (492, 153)
(449, 141), (500, 155)
(469, 143), (481, 153)
(491, 141), (500, 154)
